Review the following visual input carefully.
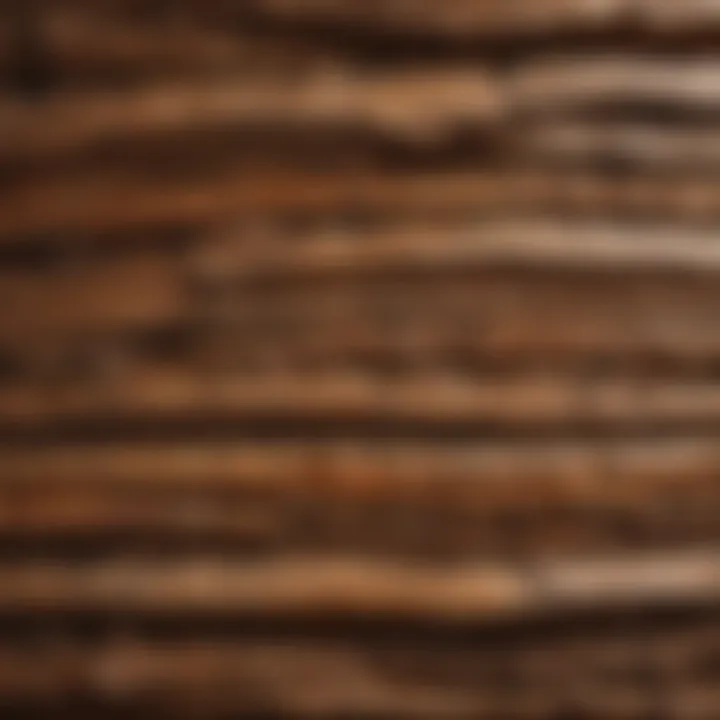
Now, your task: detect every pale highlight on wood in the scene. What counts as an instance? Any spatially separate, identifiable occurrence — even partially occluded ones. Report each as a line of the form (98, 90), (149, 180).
(511, 56), (720, 113)
(195, 220), (720, 278)
(0, 69), (501, 162)
(1, 550), (719, 619)
(520, 122), (720, 170)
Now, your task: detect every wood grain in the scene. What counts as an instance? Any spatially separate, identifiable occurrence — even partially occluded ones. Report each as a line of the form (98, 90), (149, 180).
(0, 69), (501, 164)
(2, 370), (720, 430)
(2, 619), (720, 715)
(3, 170), (720, 238)
(1, 550), (719, 619)
(1, 439), (719, 555)
(2, 4), (720, 718)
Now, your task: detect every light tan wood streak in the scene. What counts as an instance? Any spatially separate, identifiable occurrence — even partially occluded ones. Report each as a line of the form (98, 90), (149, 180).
(0, 69), (501, 162)
(195, 221), (720, 278)
(511, 56), (720, 114)
(1, 549), (719, 618)
(520, 122), (720, 170)
(0, 556), (528, 619)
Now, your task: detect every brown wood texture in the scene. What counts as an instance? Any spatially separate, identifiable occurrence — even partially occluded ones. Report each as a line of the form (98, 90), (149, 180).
(5, 221), (720, 370)
(2, 2), (720, 718)
(3, 550), (720, 619)
(1, 439), (719, 555)
(4, 617), (720, 716)
(3, 371), (720, 430)
(0, 69), (501, 164)
(78, 0), (720, 39)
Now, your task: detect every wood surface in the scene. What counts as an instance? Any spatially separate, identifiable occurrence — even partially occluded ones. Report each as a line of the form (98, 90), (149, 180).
(2, 1), (720, 717)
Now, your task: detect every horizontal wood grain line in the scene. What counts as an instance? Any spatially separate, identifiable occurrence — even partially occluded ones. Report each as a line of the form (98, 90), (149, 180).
(3, 370), (720, 430)
(16, 6), (327, 82)
(5, 220), (720, 360)
(3, 170), (719, 237)
(2, 438), (718, 498)
(521, 122), (720, 170)
(195, 221), (720, 278)
(6, 56), (720, 163)
(0, 69), (500, 162)
(9, 0), (720, 40)
(1, 623), (720, 715)
(0, 488), (283, 540)
(510, 56), (720, 113)
(1, 549), (719, 619)
(0, 641), (482, 716)
(241, 0), (720, 37)
(1, 438), (720, 553)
